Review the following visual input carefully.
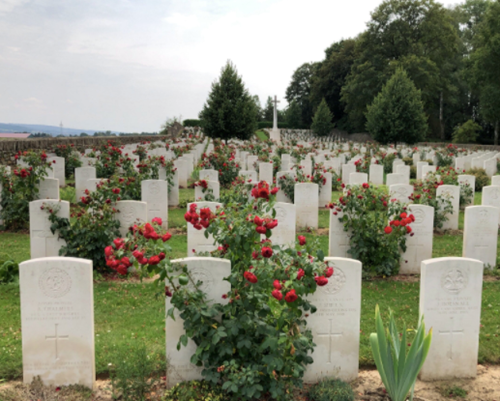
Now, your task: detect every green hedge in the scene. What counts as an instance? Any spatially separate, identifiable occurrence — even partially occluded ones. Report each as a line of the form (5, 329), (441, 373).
(183, 119), (204, 127)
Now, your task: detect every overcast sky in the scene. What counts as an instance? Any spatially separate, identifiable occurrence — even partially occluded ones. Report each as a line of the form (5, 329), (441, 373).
(0, 0), (460, 133)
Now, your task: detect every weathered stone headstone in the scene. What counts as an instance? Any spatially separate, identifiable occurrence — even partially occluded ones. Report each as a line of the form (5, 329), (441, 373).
(75, 167), (96, 200)
(199, 169), (218, 182)
(166, 257), (230, 387)
(329, 210), (350, 258)
(396, 164), (410, 181)
(422, 165), (436, 180)
(115, 201), (148, 237)
(416, 161), (429, 180)
(20, 257), (95, 388)
(369, 164), (384, 185)
(238, 170), (258, 183)
(463, 206), (498, 268)
(419, 257), (483, 380)
(389, 184), (413, 204)
(159, 169), (179, 207)
(295, 183), (318, 229)
(30, 200), (69, 259)
(304, 257), (362, 383)
(481, 185), (500, 225)
(400, 204), (434, 274)
(174, 158), (188, 189)
(247, 155), (258, 171)
(141, 180), (168, 229)
(484, 158), (497, 177)
(187, 202), (222, 256)
(392, 159), (404, 173)
(37, 178), (60, 200)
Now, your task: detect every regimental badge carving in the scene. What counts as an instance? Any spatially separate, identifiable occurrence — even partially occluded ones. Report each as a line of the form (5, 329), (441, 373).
(490, 188), (500, 200)
(478, 209), (489, 225)
(188, 267), (214, 293)
(39, 268), (72, 298)
(120, 205), (136, 225)
(149, 181), (161, 196)
(412, 208), (425, 225)
(320, 266), (346, 295)
(441, 268), (468, 295)
(275, 206), (287, 221)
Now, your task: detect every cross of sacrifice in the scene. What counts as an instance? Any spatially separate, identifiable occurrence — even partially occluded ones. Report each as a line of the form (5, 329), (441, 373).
(439, 317), (464, 361)
(272, 95), (280, 130)
(317, 319), (343, 363)
(45, 323), (69, 361)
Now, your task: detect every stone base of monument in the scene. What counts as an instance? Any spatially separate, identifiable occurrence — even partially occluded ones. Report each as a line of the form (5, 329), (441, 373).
(269, 128), (281, 143)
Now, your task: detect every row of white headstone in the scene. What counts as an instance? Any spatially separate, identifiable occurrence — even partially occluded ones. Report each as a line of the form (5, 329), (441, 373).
(19, 255), (485, 389)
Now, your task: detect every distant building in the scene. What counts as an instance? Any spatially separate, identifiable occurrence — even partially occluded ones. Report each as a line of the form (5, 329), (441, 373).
(0, 133), (31, 139)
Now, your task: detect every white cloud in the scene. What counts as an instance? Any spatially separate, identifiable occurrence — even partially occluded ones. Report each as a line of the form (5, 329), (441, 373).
(164, 12), (199, 29)
(0, 0), (28, 15)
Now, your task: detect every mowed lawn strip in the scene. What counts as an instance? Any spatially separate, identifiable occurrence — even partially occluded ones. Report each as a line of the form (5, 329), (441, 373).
(1, 279), (499, 380)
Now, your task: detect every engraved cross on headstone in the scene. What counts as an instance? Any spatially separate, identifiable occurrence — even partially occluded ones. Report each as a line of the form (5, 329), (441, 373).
(317, 318), (343, 363)
(45, 323), (69, 361)
(439, 317), (464, 360)
(272, 95), (280, 130)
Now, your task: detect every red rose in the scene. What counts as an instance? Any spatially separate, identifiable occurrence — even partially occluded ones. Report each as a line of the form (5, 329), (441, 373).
(285, 289), (298, 303)
(384, 226), (393, 234)
(199, 207), (211, 220)
(256, 226), (267, 234)
(261, 246), (273, 258)
(273, 279), (282, 290)
(252, 251), (259, 259)
(362, 183), (369, 188)
(325, 267), (334, 278)
(298, 235), (306, 246)
(152, 217), (163, 225)
(148, 255), (161, 265)
(272, 289), (283, 301)
(315, 276), (328, 286)
(406, 226), (412, 234)
(400, 212), (407, 219)
(117, 264), (128, 275)
(113, 238), (124, 249)
(121, 257), (132, 267)
(244, 271), (258, 284)
(297, 268), (305, 280)
(253, 216), (264, 226)
(112, 188), (121, 194)
(265, 219), (278, 230)
(104, 246), (114, 257)
(132, 250), (144, 259)
(162, 233), (172, 242)
(271, 187), (279, 195)
(158, 252), (166, 261)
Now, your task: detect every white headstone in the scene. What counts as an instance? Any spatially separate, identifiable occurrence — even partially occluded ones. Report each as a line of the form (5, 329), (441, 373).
(349, 172), (368, 186)
(436, 185), (460, 230)
(458, 175), (475, 206)
(259, 162), (274, 184)
(341, 164), (356, 184)
(318, 172), (332, 208)
(115, 200), (148, 237)
(422, 165), (436, 180)
(30, 200), (69, 259)
(194, 180), (220, 201)
(199, 169), (218, 182)
(484, 158), (497, 177)
(37, 178), (60, 200)
(419, 257), (483, 380)
(166, 257), (230, 387)
(481, 185), (500, 225)
(50, 157), (65, 187)
(400, 205), (434, 274)
(174, 159), (188, 189)
(238, 170), (258, 184)
(304, 257), (362, 383)
(187, 202), (221, 256)
(295, 183), (318, 229)
(463, 206), (498, 268)
(329, 210), (350, 258)
(396, 164), (411, 181)
(386, 173), (407, 187)
(20, 257), (95, 388)
(416, 161), (429, 180)
(75, 167), (96, 200)
(271, 202), (296, 247)
(247, 155), (258, 171)
(369, 164), (384, 185)
(141, 180), (169, 229)
(276, 171), (295, 203)
(389, 184), (413, 205)
(392, 159), (404, 173)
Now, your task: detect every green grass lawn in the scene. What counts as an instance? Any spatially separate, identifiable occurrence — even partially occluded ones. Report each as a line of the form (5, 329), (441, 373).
(1, 187), (499, 381)
(255, 130), (269, 141)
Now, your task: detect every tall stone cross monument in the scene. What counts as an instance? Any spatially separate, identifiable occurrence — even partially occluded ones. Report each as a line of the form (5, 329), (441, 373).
(269, 95), (281, 143)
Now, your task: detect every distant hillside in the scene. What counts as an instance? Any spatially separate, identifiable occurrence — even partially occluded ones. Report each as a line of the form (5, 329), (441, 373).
(0, 123), (119, 137)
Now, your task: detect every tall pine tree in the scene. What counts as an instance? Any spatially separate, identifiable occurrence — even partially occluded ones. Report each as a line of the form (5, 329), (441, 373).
(199, 61), (258, 142)
(365, 69), (427, 144)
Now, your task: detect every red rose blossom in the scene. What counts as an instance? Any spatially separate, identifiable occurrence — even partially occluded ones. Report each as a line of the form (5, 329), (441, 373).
(384, 226), (393, 234)
(298, 235), (306, 246)
(315, 276), (328, 286)
(273, 279), (282, 290)
(285, 289), (298, 303)
(272, 289), (283, 301)
(261, 246), (273, 258)
(297, 268), (305, 280)
(244, 271), (258, 284)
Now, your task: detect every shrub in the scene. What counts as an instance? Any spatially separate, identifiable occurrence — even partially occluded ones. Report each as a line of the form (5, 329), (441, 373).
(183, 119), (204, 127)
(402, 157), (413, 166)
(0, 151), (51, 230)
(452, 120), (481, 144)
(198, 140), (240, 188)
(311, 98), (334, 137)
(465, 168), (489, 191)
(107, 188), (332, 400)
(110, 343), (159, 401)
(257, 121), (290, 129)
(330, 184), (412, 276)
(164, 380), (224, 401)
(53, 144), (82, 178)
(308, 378), (355, 401)
(366, 68), (427, 145)
(0, 258), (19, 284)
(410, 165), (417, 179)
(382, 153), (396, 174)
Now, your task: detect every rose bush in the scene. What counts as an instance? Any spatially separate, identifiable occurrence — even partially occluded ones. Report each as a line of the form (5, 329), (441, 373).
(107, 182), (331, 400)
